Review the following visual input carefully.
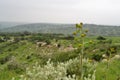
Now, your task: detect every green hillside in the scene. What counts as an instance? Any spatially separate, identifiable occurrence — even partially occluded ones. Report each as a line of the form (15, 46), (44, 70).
(0, 23), (120, 36)
(0, 32), (120, 80)
(0, 22), (25, 29)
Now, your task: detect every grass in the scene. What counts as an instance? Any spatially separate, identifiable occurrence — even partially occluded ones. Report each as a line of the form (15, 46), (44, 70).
(96, 59), (120, 80)
(0, 35), (120, 80)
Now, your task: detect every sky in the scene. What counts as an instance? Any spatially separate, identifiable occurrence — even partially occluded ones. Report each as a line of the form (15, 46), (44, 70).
(0, 0), (120, 25)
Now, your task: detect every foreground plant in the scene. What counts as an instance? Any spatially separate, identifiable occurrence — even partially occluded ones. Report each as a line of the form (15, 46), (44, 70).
(12, 59), (76, 80)
(73, 22), (95, 80)
(12, 58), (96, 80)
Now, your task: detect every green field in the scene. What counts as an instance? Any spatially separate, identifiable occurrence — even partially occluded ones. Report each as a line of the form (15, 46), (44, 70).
(0, 32), (120, 80)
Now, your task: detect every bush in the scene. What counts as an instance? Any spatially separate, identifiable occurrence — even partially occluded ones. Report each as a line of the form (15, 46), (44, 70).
(97, 36), (106, 40)
(7, 56), (25, 74)
(0, 38), (4, 43)
(106, 39), (112, 44)
(14, 37), (21, 43)
(106, 45), (117, 57)
(67, 58), (96, 79)
(0, 55), (11, 64)
(44, 39), (51, 45)
(51, 51), (78, 62)
(13, 58), (96, 80)
(92, 53), (102, 61)
(15, 59), (77, 80)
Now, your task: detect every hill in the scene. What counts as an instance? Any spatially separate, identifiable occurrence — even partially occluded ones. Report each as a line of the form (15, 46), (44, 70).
(0, 22), (25, 29)
(0, 23), (120, 36)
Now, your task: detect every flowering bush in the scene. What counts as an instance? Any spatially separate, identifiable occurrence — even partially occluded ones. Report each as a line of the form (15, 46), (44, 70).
(66, 58), (96, 79)
(12, 59), (76, 80)
(12, 58), (96, 80)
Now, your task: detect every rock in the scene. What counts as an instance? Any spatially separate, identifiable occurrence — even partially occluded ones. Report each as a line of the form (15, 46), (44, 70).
(112, 55), (120, 60)
(92, 49), (99, 53)
(36, 42), (47, 47)
(101, 59), (108, 63)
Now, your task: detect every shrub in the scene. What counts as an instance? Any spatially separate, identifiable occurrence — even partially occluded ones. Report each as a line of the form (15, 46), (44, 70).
(106, 45), (117, 57)
(67, 58), (96, 79)
(51, 51), (78, 62)
(0, 55), (11, 64)
(106, 39), (112, 44)
(92, 53), (102, 61)
(14, 59), (77, 80)
(7, 56), (25, 74)
(13, 58), (96, 80)
(44, 39), (51, 45)
(0, 38), (4, 43)
(97, 36), (106, 40)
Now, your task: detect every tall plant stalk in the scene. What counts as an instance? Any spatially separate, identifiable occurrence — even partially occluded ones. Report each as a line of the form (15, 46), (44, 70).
(80, 37), (85, 80)
(73, 22), (87, 80)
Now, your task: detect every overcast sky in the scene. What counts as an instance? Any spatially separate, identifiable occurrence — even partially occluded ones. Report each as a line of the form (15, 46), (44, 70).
(0, 0), (120, 25)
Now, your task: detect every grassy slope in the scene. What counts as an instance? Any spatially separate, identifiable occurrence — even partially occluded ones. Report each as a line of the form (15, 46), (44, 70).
(0, 36), (120, 80)
(96, 59), (120, 80)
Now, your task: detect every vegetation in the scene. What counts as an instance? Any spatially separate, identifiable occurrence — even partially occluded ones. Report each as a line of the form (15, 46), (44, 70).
(0, 23), (120, 80)
(1, 22), (120, 36)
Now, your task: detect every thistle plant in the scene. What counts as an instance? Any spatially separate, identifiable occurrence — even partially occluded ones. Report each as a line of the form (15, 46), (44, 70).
(73, 22), (93, 80)
(73, 22), (92, 80)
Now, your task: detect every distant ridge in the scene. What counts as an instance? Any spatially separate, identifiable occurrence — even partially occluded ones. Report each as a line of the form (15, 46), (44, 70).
(0, 22), (26, 29)
(0, 22), (120, 36)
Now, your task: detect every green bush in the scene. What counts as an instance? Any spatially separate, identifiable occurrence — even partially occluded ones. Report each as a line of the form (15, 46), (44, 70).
(92, 53), (102, 61)
(51, 51), (78, 62)
(0, 55), (11, 64)
(0, 38), (4, 43)
(97, 36), (106, 40)
(7, 56), (25, 74)
(13, 58), (96, 80)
